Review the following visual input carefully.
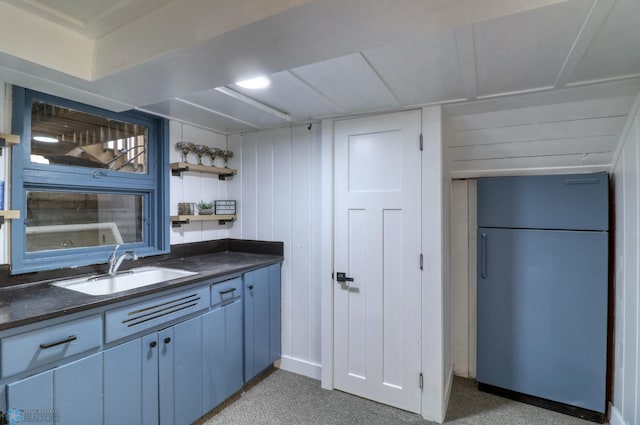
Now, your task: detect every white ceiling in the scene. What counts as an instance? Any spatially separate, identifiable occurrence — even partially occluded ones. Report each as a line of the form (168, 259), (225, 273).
(0, 0), (638, 134)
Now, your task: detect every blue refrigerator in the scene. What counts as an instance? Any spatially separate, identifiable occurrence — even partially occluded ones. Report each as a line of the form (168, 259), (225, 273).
(477, 172), (608, 422)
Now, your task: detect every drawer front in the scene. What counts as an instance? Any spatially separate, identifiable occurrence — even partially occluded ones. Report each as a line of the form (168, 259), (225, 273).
(105, 286), (210, 343)
(211, 277), (242, 309)
(1, 315), (102, 378)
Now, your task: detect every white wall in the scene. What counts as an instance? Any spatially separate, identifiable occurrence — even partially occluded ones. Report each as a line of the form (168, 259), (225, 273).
(169, 121), (231, 245)
(0, 83), (10, 264)
(610, 91), (640, 425)
(227, 125), (323, 379)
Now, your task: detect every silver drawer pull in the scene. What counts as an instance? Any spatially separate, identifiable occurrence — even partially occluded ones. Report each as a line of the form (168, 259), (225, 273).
(39, 335), (77, 349)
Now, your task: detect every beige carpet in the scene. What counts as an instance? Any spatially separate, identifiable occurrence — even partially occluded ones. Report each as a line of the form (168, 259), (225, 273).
(202, 369), (601, 425)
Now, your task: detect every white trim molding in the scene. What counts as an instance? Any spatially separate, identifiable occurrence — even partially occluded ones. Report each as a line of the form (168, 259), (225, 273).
(279, 356), (322, 381)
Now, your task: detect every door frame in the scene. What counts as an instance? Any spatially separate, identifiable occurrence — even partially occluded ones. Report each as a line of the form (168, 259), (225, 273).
(319, 106), (451, 422)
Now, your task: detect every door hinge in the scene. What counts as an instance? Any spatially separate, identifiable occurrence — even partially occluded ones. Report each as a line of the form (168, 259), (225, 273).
(419, 133), (423, 151)
(420, 253), (423, 271)
(419, 372), (423, 390)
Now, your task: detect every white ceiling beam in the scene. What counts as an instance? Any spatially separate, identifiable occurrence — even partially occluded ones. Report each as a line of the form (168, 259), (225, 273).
(454, 26), (478, 100)
(173, 98), (262, 129)
(554, 0), (616, 88)
(214, 87), (293, 122)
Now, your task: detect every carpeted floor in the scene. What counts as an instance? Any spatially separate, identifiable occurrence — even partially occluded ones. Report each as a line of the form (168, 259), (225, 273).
(202, 369), (602, 425)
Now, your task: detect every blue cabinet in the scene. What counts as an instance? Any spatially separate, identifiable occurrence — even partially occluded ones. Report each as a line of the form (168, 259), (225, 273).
(104, 318), (203, 425)
(244, 264), (281, 382)
(203, 277), (243, 412)
(7, 353), (102, 425)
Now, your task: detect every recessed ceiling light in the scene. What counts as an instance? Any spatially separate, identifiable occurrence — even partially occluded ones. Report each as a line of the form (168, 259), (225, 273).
(33, 136), (59, 143)
(235, 76), (270, 89)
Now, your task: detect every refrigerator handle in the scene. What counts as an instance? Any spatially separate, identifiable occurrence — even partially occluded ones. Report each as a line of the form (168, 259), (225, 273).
(481, 232), (487, 279)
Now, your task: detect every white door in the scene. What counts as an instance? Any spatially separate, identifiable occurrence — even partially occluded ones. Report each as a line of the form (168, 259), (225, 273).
(333, 110), (422, 413)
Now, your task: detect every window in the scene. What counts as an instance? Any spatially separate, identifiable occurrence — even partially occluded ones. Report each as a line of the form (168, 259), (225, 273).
(11, 88), (169, 273)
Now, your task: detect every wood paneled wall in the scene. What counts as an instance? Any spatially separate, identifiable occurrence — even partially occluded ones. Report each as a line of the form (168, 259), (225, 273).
(169, 121), (230, 244)
(610, 92), (640, 425)
(445, 93), (636, 178)
(228, 125), (323, 379)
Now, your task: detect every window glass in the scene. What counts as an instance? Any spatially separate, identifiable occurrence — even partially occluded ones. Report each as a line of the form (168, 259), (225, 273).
(25, 191), (144, 252)
(30, 101), (148, 173)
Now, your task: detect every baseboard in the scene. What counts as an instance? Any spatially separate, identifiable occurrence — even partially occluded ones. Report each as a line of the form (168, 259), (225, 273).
(278, 356), (322, 380)
(609, 404), (628, 425)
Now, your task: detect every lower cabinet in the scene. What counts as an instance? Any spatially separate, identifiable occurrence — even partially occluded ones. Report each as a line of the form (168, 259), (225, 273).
(3, 263), (281, 425)
(7, 353), (103, 425)
(104, 316), (203, 425)
(244, 264), (281, 382)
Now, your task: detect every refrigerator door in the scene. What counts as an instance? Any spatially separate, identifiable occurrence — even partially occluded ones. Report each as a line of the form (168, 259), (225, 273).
(477, 228), (608, 412)
(477, 172), (608, 231)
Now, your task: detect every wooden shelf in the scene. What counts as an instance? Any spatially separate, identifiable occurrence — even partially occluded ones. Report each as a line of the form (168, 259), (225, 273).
(0, 210), (20, 219)
(170, 214), (236, 227)
(0, 210), (20, 228)
(0, 133), (20, 146)
(170, 162), (237, 179)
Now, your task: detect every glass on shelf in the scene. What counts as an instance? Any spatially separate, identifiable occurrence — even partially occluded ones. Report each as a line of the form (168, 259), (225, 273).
(175, 141), (195, 163)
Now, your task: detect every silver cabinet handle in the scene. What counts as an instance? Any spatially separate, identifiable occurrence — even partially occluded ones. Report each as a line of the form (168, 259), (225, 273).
(481, 233), (487, 279)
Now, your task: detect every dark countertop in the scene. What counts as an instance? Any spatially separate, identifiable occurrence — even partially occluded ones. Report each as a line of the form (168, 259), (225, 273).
(0, 240), (283, 331)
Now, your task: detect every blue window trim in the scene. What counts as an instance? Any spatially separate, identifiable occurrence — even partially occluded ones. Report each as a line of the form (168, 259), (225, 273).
(10, 87), (170, 274)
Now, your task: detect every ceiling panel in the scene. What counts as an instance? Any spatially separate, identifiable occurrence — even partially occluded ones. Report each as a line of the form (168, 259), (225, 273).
(569, 0), (640, 83)
(363, 30), (466, 106)
(474, 0), (592, 96)
(291, 53), (400, 113)
(142, 99), (259, 134)
(180, 89), (291, 129)
(231, 70), (341, 121)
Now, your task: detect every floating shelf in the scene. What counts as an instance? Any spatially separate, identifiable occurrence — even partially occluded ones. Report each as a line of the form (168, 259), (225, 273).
(0, 133), (19, 156)
(170, 162), (237, 180)
(0, 210), (20, 228)
(170, 214), (236, 227)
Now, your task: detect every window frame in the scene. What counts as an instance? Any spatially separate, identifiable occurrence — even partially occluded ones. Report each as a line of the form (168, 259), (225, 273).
(11, 87), (170, 274)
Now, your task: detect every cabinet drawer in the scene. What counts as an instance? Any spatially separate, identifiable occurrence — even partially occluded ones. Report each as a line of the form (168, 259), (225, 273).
(1, 315), (102, 378)
(105, 286), (210, 343)
(211, 277), (242, 309)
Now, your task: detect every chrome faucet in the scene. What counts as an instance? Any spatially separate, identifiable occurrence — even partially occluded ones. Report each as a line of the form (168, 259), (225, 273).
(107, 244), (138, 276)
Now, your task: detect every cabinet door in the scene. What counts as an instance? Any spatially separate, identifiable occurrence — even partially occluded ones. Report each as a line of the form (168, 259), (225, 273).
(173, 317), (203, 425)
(202, 300), (243, 412)
(54, 353), (103, 425)
(244, 267), (271, 382)
(7, 370), (53, 425)
(7, 354), (102, 425)
(268, 264), (282, 364)
(159, 318), (203, 425)
(141, 334), (159, 425)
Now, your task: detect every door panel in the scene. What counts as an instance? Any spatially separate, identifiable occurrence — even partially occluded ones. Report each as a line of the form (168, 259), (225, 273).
(104, 340), (143, 425)
(54, 353), (103, 425)
(173, 317), (203, 425)
(7, 370), (53, 425)
(333, 110), (422, 413)
(477, 228), (608, 412)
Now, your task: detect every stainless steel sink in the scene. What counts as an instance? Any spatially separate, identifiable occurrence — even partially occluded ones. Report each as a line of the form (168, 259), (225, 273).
(52, 266), (198, 296)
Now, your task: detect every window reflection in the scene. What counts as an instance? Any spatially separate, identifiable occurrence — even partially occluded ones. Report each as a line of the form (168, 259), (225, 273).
(26, 191), (143, 252)
(30, 101), (148, 173)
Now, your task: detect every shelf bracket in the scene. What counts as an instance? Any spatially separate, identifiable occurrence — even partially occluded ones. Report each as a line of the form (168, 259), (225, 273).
(171, 218), (191, 228)
(171, 166), (190, 177)
(0, 216), (4, 228)
(0, 137), (6, 157)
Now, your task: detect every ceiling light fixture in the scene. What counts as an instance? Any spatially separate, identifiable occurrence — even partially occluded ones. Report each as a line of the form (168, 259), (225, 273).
(33, 136), (59, 143)
(235, 76), (270, 89)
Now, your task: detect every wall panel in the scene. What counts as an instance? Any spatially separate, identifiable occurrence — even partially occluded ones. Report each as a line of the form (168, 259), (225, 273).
(227, 125), (322, 379)
(610, 92), (640, 425)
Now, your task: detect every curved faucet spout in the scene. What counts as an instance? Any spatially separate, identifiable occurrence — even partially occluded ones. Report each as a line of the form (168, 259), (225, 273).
(107, 248), (138, 276)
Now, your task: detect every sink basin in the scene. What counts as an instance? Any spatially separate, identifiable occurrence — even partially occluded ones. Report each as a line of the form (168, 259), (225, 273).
(52, 266), (199, 296)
